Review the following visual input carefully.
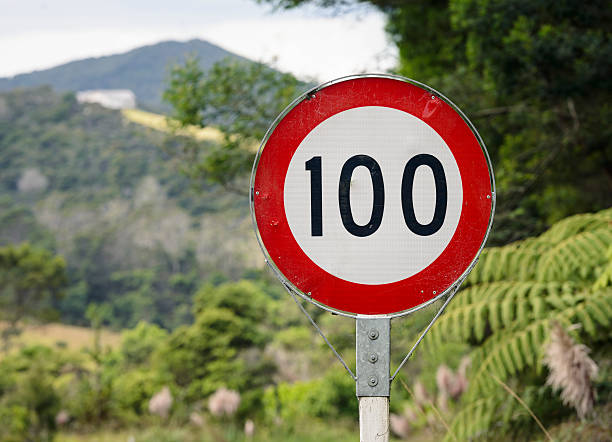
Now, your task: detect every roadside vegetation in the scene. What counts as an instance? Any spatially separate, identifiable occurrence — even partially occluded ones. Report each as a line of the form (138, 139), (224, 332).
(0, 0), (610, 440)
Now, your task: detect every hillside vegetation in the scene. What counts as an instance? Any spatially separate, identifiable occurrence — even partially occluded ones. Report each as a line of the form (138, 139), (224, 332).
(0, 86), (259, 329)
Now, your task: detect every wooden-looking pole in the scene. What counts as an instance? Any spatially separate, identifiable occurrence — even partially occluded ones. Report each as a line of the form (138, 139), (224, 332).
(359, 396), (389, 442)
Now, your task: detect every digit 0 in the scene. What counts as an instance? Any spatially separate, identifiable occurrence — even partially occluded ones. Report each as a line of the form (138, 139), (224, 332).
(338, 155), (385, 237)
(305, 154), (448, 237)
(401, 154), (447, 236)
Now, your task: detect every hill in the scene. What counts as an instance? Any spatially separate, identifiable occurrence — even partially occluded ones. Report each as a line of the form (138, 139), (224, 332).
(0, 86), (260, 329)
(0, 39), (243, 111)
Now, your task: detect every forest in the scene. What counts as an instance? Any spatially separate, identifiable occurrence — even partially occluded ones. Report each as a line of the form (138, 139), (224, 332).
(0, 0), (611, 441)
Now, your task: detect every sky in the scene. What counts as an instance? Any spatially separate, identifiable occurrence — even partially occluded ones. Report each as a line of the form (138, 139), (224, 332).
(0, 0), (397, 82)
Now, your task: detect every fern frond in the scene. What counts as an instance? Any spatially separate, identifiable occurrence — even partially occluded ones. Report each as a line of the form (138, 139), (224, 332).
(466, 289), (612, 399)
(466, 210), (612, 287)
(535, 212), (612, 246)
(428, 282), (578, 349)
(443, 396), (501, 442)
(536, 228), (612, 282)
(593, 246), (612, 290)
(435, 209), (612, 441)
(467, 319), (550, 398)
(466, 246), (539, 285)
(452, 281), (574, 309)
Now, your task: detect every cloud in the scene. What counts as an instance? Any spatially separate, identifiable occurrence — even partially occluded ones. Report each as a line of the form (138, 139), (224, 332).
(201, 15), (397, 81)
(0, 29), (172, 77)
(0, 5), (397, 81)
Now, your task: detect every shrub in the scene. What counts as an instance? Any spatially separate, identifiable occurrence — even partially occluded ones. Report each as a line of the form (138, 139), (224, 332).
(120, 321), (168, 366)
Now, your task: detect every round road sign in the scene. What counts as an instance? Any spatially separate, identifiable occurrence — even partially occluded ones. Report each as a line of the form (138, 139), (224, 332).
(251, 75), (494, 317)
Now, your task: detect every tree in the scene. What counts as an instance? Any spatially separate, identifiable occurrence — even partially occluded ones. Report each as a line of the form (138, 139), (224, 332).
(256, 0), (612, 244)
(164, 57), (304, 194)
(155, 281), (274, 401)
(0, 243), (67, 348)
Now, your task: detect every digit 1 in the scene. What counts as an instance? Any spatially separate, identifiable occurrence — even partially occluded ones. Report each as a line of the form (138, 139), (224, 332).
(401, 154), (447, 236)
(305, 156), (323, 236)
(338, 155), (385, 237)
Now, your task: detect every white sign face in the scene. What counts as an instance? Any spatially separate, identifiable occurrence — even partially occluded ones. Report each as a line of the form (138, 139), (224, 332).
(283, 106), (463, 285)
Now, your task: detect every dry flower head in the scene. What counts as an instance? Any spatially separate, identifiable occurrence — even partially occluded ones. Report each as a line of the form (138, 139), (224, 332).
(543, 322), (598, 419)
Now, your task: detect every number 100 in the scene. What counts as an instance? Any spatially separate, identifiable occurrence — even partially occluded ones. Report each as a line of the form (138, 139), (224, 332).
(305, 154), (447, 237)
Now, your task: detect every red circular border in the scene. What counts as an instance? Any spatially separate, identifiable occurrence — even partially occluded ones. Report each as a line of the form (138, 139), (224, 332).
(253, 77), (492, 315)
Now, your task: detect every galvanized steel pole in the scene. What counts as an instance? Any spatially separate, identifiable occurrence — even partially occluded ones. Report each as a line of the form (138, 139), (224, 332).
(356, 317), (391, 442)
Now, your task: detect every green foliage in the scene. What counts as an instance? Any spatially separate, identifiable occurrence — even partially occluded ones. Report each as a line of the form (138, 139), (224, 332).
(67, 240), (200, 329)
(111, 369), (171, 418)
(0, 197), (56, 249)
(1, 86), (255, 329)
(262, 368), (356, 425)
(0, 242), (67, 345)
(260, 0), (612, 246)
(120, 321), (168, 366)
(274, 326), (313, 351)
(164, 57), (304, 192)
(0, 346), (68, 441)
(422, 209), (612, 440)
(0, 277), (287, 435)
(0, 405), (30, 442)
(156, 281), (275, 401)
(401, 0), (612, 244)
(450, 0), (612, 101)
(192, 280), (271, 323)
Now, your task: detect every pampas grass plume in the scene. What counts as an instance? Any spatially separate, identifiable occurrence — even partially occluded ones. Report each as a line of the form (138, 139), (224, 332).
(544, 322), (598, 419)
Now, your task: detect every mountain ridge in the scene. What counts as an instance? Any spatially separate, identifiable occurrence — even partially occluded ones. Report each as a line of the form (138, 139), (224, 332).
(0, 39), (244, 111)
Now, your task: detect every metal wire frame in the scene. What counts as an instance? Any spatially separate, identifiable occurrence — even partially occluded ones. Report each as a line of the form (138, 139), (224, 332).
(284, 272), (469, 385)
(284, 283), (357, 380)
(390, 276), (467, 382)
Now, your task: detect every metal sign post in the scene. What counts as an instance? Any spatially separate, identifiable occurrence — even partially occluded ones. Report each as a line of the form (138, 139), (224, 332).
(356, 317), (390, 441)
(250, 74), (495, 441)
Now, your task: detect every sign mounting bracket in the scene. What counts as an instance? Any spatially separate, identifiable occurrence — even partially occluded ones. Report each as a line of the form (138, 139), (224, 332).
(356, 316), (390, 396)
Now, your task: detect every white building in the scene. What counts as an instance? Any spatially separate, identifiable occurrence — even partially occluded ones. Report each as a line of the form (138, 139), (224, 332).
(76, 89), (136, 109)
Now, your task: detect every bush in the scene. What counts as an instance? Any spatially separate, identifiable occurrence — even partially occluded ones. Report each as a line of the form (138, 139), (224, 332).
(0, 348), (62, 441)
(263, 368), (356, 426)
(120, 321), (168, 366)
(112, 369), (172, 418)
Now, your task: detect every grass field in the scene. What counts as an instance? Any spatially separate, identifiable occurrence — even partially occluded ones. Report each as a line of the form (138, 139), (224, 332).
(122, 108), (259, 152)
(57, 421), (363, 442)
(0, 321), (121, 353)
(122, 108), (225, 143)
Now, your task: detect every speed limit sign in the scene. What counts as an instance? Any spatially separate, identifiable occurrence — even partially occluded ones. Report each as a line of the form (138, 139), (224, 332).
(251, 75), (494, 317)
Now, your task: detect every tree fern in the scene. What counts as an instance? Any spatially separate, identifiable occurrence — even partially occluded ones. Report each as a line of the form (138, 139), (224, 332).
(465, 210), (612, 286)
(464, 289), (611, 398)
(535, 209), (612, 245)
(536, 228), (612, 282)
(429, 282), (577, 347)
(593, 246), (612, 290)
(425, 208), (612, 440)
